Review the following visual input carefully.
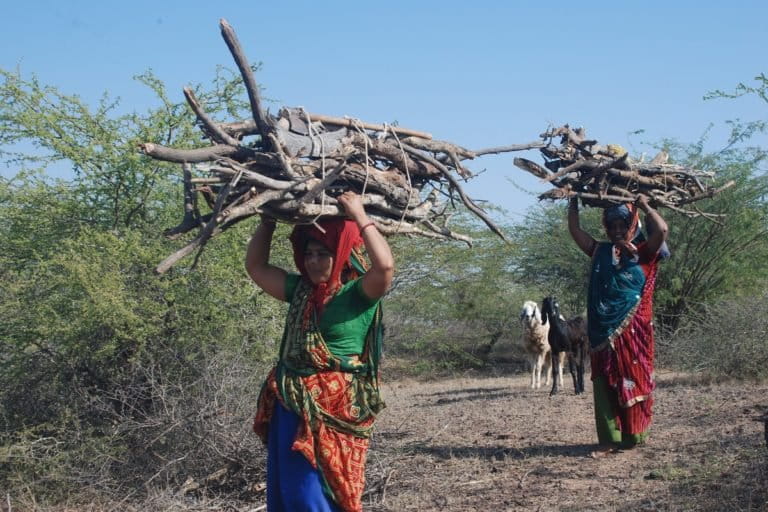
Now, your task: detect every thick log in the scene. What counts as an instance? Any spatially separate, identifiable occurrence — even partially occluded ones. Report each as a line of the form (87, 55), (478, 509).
(140, 143), (255, 163)
(307, 113), (432, 139)
(217, 113), (434, 141)
(347, 133), (442, 178)
(341, 163), (418, 207)
(219, 19), (273, 142)
(298, 154), (352, 204)
(513, 158), (550, 179)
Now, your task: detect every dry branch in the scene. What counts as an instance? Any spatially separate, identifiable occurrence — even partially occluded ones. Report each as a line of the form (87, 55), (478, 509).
(512, 124), (734, 216)
(144, 21), (731, 274)
(142, 19), (541, 273)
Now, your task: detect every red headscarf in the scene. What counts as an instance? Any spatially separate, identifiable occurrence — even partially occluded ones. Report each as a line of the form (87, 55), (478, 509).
(289, 218), (365, 323)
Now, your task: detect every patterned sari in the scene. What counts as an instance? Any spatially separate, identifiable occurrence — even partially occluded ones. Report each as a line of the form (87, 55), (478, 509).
(253, 278), (384, 512)
(588, 241), (659, 442)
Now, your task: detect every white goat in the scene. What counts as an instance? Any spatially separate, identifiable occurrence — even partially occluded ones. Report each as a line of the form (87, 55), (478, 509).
(520, 300), (564, 389)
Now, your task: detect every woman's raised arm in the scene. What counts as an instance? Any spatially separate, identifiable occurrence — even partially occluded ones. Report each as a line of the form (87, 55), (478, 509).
(636, 195), (669, 256)
(245, 217), (288, 301)
(568, 197), (597, 256)
(337, 192), (394, 300)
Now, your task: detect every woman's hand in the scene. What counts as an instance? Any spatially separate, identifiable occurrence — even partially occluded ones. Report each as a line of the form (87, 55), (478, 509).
(635, 194), (651, 212)
(615, 239), (639, 258)
(337, 191), (366, 223)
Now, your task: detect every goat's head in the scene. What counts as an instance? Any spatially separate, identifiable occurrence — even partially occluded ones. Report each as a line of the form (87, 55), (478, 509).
(541, 296), (560, 324)
(520, 300), (540, 326)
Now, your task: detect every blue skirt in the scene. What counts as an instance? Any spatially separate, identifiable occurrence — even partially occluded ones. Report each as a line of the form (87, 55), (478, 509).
(267, 402), (341, 512)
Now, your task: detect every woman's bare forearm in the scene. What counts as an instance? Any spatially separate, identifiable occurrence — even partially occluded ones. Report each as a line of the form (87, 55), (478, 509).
(636, 196), (668, 255)
(245, 218), (287, 300)
(568, 198), (597, 256)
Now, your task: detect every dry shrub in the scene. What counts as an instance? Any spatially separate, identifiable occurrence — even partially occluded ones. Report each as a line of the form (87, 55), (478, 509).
(1, 343), (271, 508)
(657, 292), (768, 380)
(383, 311), (522, 379)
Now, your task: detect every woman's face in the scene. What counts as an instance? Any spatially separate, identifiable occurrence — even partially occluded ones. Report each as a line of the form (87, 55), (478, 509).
(304, 239), (334, 285)
(606, 218), (630, 243)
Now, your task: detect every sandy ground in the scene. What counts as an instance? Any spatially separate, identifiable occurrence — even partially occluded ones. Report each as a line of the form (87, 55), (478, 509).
(358, 371), (768, 512)
(33, 370), (767, 512)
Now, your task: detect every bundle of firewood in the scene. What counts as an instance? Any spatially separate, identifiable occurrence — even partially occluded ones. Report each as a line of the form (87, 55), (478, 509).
(513, 125), (734, 216)
(144, 21), (734, 273)
(143, 19), (543, 273)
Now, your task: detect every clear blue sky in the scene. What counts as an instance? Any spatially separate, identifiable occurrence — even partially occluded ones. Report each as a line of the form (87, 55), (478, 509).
(3, 1), (766, 218)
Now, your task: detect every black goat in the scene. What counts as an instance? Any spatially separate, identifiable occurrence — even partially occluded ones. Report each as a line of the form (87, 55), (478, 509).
(541, 296), (588, 396)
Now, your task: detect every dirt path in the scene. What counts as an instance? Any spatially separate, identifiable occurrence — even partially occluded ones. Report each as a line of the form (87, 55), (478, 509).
(363, 372), (768, 511)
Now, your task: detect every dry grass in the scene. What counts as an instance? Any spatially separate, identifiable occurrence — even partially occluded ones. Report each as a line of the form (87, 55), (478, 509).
(360, 371), (768, 512)
(3, 371), (766, 511)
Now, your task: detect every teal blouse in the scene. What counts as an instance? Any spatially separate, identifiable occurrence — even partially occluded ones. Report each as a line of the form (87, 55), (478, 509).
(587, 242), (648, 350)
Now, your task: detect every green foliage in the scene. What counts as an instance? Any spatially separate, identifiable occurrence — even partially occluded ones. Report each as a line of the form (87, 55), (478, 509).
(704, 72), (768, 153)
(0, 67), (252, 231)
(0, 173), (85, 270)
(0, 67), (284, 500)
(0, 218), (285, 419)
(652, 145), (768, 329)
(506, 203), (602, 314)
(384, 212), (539, 374)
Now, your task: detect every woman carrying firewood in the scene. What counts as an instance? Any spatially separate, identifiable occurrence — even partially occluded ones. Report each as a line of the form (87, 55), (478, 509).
(247, 191), (394, 511)
(567, 194), (668, 458)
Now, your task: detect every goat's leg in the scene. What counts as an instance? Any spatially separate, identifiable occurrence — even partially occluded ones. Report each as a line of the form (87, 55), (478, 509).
(574, 347), (584, 395)
(568, 352), (580, 395)
(557, 352), (566, 390)
(534, 353), (546, 389)
(529, 355), (535, 389)
(577, 346), (586, 394)
(549, 351), (560, 396)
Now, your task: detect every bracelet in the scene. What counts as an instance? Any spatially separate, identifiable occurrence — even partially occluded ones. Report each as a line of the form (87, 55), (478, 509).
(359, 221), (376, 234)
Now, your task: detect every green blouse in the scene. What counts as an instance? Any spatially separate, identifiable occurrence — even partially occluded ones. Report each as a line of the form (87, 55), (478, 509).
(284, 274), (380, 357)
